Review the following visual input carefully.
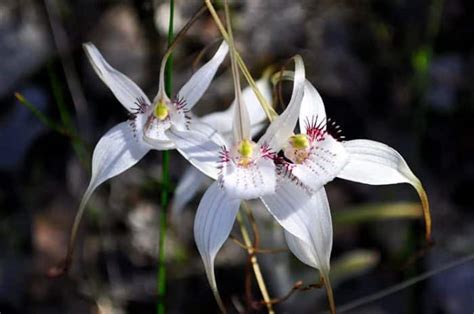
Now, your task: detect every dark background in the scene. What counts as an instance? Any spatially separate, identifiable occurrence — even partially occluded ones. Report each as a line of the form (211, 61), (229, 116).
(0, 0), (473, 313)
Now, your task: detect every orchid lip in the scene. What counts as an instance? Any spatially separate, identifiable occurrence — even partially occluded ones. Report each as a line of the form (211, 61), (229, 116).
(128, 96), (191, 143)
(222, 140), (276, 168)
(217, 140), (277, 200)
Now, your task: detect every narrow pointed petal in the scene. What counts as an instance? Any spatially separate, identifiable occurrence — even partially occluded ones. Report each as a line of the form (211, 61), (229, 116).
(338, 139), (432, 242)
(177, 41), (229, 110)
(165, 126), (223, 180)
(260, 179), (314, 244)
(283, 187), (333, 272)
(292, 135), (349, 192)
(83, 43), (150, 112)
(80, 121), (150, 210)
(194, 182), (240, 312)
(221, 158), (276, 200)
(258, 55), (305, 152)
(171, 166), (208, 217)
(232, 96), (251, 143)
(299, 81), (327, 133)
(200, 78), (272, 137)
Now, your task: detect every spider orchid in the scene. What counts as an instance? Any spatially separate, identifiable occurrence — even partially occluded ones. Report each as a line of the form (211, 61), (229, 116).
(171, 77), (272, 216)
(274, 78), (432, 309)
(168, 55), (319, 309)
(78, 41), (228, 212)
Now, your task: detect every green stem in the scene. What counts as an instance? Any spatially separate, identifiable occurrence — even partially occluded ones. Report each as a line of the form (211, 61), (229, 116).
(157, 1), (174, 314)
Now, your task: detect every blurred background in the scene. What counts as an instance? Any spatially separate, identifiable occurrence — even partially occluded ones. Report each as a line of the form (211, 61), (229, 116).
(1, 0), (473, 313)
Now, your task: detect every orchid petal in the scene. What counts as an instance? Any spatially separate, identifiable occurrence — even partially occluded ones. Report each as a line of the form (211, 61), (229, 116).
(83, 43), (150, 112)
(165, 126), (222, 180)
(232, 97), (251, 143)
(291, 135), (349, 192)
(283, 187), (333, 273)
(189, 120), (228, 147)
(260, 179), (313, 244)
(194, 182), (240, 312)
(171, 166), (208, 217)
(143, 137), (176, 150)
(338, 139), (432, 241)
(79, 121), (150, 211)
(258, 55), (305, 152)
(243, 78), (272, 128)
(221, 157), (276, 200)
(177, 41), (229, 111)
(201, 78), (272, 136)
(299, 81), (326, 133)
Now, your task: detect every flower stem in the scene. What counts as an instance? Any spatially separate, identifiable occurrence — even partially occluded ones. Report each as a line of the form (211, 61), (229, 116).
(204, 0), (278, 121)
(157, 1), (174, 314)
(322, 275), (336, 314)
(236, 209), (274, 314)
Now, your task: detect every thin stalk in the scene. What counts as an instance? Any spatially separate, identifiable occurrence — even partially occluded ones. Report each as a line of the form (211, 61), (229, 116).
(158, 4), (206, 96)
(204, 0), (277, 121)
(223, 0), (248, 141)
(322, 275), (336, 314)
(157, 1), (174, 313)
(236, 211), (274, 314)
(338, 253), (474, 313)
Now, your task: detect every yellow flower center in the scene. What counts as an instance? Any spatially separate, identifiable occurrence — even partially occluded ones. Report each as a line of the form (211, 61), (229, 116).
(290, 134), (309, 149)
(238, 139), (254, 167)
(154, 100), (169, 120)
(239, 139), (253, 157)
(284, 134), (310, 164)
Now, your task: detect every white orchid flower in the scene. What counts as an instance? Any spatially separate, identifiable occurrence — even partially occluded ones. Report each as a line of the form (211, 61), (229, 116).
(79, 41), (228, 212)
(274, 78), (431, 312)
(171, 77), (272, 216)
(169, 55), (311, 310)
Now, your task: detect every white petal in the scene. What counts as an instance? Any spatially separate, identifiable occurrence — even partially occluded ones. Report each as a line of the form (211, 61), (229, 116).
(171, 166), (208, 217)
(338, 139), (418, 185)
(258, 55), (305, 152)
(221, 157), (276, 200)
(244, 78), (272, 128)
(299, 80), (326, 133)
(232, 96), (251, 143)
(83, 43), (150, 112)
(80, 121), (150, 210)
(143, 137), (176, 150)
(177, 41), (229, 110)
(284, 187), (333, 273)
(189, 119), (228, 147)
(165, 127), (222, 180)
(292, 135), (349, 192)
(201, 78), (272, 136)
(260, 179), (313, 243)
(338, 139), (432, 241)
(194, 182), (240, 311)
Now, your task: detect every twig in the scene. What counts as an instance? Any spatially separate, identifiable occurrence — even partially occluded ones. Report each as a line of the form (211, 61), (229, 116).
(229, 235), (287, 254)
(157, 1), (175, 314)
(43, 0), (91, 137)
(236, 211), (274, 314)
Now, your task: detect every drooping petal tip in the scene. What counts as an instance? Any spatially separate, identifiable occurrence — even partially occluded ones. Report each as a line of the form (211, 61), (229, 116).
(414, 181), (432, 244)
(193, 183), (240, 312)
(338, 139), (432, 244)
